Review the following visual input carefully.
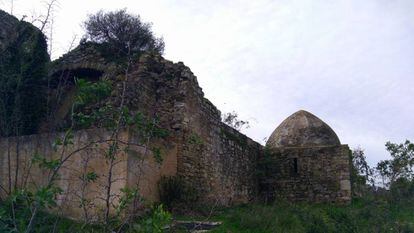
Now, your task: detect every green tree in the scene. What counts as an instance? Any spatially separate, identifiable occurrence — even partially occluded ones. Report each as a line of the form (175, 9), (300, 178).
(83, 9), (164, 61)
(350, 147), (374, 196)
(375, 140), (414, 202)
(376, 140), (414, 186)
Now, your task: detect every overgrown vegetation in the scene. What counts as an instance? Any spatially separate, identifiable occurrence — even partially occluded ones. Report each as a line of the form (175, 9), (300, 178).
(2, 4), (414, 233)
(202, 197), (414, 233)
(0, 14), (49, 137)
(351, 140), (414, 203)
(172, 141), (414, 233)
(83, 9), (164, 63)
(0, 200), (172, 233)
(0, 76), (170, 231)
(0, 8), (172, 232)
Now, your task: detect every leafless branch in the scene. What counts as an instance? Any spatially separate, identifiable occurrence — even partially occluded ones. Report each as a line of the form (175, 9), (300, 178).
(39, 0), (58, 33)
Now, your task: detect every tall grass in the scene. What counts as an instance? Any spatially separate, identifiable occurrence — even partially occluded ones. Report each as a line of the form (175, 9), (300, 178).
(209, 198), (414, 233)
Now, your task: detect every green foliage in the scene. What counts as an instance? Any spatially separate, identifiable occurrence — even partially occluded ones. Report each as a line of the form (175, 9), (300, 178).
(0, 185), (63, 232)
(106, 142), (119, 159)
(351, 148), (374, 185)
(0, 197), (172, 233)
(4, 208), (100, 232)
(2, 191), (414, 232)
(74, 78), (112, 107)
(152, 147), (164, 164)
(71, 79), (170, 149)
(389, 177), (414, 204)
(32, 153), (60, 170)
(206, 198), (414, 233)
(116, 187), (139, 215)
(0, 18), (49, 137)
(188, 133), (204, 146)
(132, 204), (172, 233)
(0, 11), (171, 230)
(83, 9), (164, 63)
(72, 78), (114, 129)
(80, 171), (99, 183)
(34, 186), (63, 208)
(51, 128), (74, 149)
(0, 207), (13, 232)
(130, 112), (169, 141)
(350, 147), (374, 197)
(377, 140), (414, 186)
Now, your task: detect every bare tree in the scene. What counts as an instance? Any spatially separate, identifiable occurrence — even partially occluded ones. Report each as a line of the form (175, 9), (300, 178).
(36, 0), (59, 57)
(9, 0), (14, 15)
(222, 111), (250, 131)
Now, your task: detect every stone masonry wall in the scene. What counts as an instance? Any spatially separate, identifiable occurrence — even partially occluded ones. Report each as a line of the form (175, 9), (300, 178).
(260, 145), (351, 203)
(127, 54), (264, 205)
(0, 51), (264, 221)
(0, 128), (178, 220)
(0, 129), (129, 220)
(167, 62), (263, 205)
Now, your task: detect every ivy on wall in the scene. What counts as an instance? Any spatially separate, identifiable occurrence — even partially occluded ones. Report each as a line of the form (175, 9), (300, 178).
(0, 14), (50, 136)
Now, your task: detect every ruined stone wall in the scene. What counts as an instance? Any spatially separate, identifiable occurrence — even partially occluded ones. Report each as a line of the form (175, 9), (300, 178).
(121, 54), (264, 205)
(0, 129), (128, 220)
(167, 64), (263, 205)
(0, 52), (264, 221)
(260, 145), (351, 203)
(0, 128), (178, 220)
(95, 53), (264, 205)
(126, 130), (178, 203)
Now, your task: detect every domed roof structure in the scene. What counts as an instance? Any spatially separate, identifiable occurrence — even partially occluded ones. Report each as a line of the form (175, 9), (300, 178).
(266, 110), (340, 149)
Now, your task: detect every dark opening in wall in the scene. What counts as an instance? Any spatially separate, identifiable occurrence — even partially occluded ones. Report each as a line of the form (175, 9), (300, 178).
(292, 158), (298, 174)
(50, 68), (104, 88)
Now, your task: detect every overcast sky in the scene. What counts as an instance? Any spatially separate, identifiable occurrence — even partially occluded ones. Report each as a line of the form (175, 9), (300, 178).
(2, 0), (413, 166)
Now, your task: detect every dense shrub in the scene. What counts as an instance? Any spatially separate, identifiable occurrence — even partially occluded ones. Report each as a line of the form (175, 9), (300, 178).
(0, 17), (49, 137)
(83, 9), (164, 61)
(0, 196), (171, 233)
(390, 178), (414, 203)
